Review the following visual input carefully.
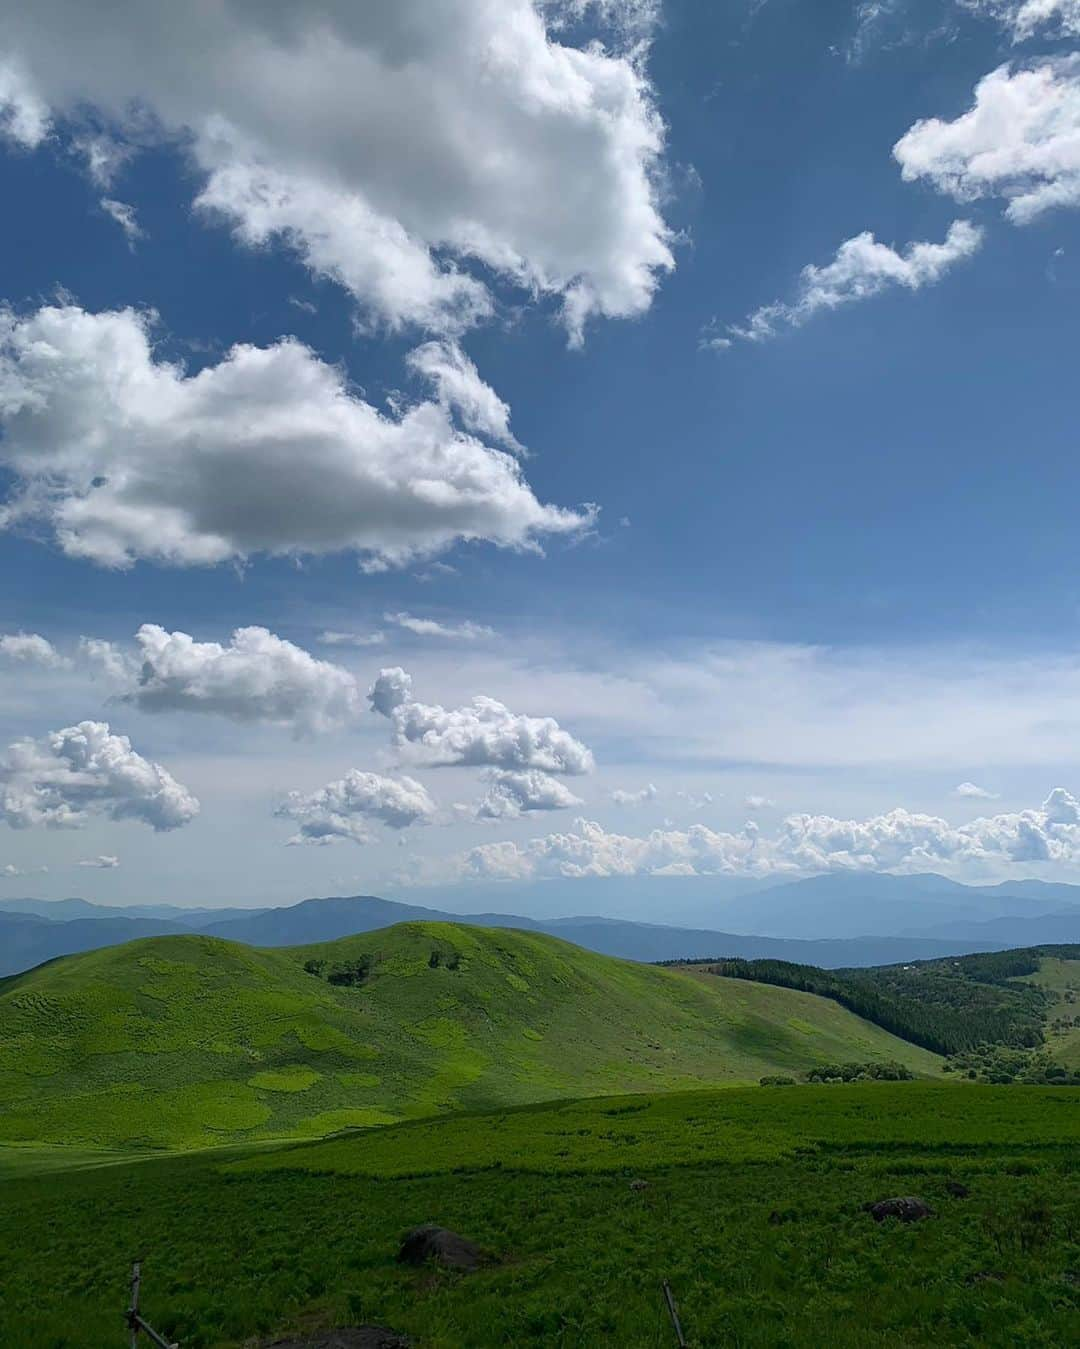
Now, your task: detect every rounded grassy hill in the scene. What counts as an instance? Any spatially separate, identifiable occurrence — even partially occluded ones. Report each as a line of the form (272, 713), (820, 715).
(0, 921), (942, 1149)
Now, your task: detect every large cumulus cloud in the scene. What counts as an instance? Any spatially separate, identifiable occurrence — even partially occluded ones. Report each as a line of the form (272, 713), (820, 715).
(0, 720), (199, 832)
(127, 625), (365, 735)
(0, 0), (672, 342)
(0, 304), (591, 569)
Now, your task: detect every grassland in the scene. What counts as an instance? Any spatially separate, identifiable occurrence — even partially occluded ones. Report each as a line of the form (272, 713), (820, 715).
(1014, 957), (1080, 1069)
(0, 921), (941, 1149)
(1, 1084), (1077, 1348)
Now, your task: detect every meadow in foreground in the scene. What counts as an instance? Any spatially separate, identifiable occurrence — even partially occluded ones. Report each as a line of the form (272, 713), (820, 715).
(1, 1083), (1077, 1348)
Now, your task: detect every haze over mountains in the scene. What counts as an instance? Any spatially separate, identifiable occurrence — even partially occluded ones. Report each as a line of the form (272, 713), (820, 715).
(3, 871), (1079, 979)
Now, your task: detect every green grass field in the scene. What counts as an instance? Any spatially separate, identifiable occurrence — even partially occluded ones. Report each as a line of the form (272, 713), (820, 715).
(0, 922), (941, 1149)
(1, 1083), (1076, 1348)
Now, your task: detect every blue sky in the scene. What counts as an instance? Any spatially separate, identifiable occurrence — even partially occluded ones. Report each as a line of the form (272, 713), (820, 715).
(2, 0), (1080, 914)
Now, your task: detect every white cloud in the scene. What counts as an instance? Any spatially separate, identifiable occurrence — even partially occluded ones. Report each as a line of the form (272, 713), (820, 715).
(477, 768), (584, 819)
(369, 667), (594, 773)
(276, 770), (436, 846)
(444, 787), (1080, 881)
(100, 197), (143, 245)
(962, 1), (1080, 40)
(406, 342), (521, 452)
(894, 59), (1080, 224)
(125, 625), (365, 735)
(385, 612), (496, 641)
(79, 854), (119, 869)
(79, 637), (137, 682)
(318, 630), (386, 648)
(2, 1), (672, 342)
(0, 56), (49, 148)
(611, 782), (657, 806)
(675, 789), (714, 810)
(195, 150), (491, 336)
(726, 221), (983, 342)
(955, 781), (999, 799)
(0, 720), (198, 832)
(461, 815), (762, 880)
(0, 304), (592, 570)
(73, 133), (129, 187)
(0, 632), (67, 668)
(774, 789), (1080, 872)
(1, 862), (47, 879)
(744, 794), (775, 811)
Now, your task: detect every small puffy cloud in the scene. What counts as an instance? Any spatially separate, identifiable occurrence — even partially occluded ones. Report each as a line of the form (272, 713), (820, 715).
(0, 632), (67, 668)
(369, 668), (594, 774)
(385, 612), (496, 641)
(276, 770), (436, 846)
(725, 221), (983, 342)
(0, 720), (198, 832)
(611, 782), (658, 806)
(955, 781), (999, 799)
(368, 667), (414, 719)
(676, 789), (714, 810)
(0, 304), (593, 571)
(126, 625), (364, 734)
(744, 795), (775, 811)
(1, 1), (672, 343)
(477, 769), (584, 820)
(894, 59), (1080, 224)
(79, 854), (119, 869)
(100, 198), (143, 245)
(1, 862), (47, 878)
(962, 1), (1080, 40)
(318, 630), (386, 648)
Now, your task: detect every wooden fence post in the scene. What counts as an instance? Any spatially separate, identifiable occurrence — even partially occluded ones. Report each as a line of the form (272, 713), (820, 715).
(662, 1279), (687, 1348)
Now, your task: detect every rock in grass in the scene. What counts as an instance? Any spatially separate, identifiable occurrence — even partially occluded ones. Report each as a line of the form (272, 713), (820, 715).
(945, 1180), (970, 1198)
(629, 1178), (649, 1192)
(865, 1196), (935, 1223)
(259, 1330), (411, 1348)
(397, 1224), (485, 1271)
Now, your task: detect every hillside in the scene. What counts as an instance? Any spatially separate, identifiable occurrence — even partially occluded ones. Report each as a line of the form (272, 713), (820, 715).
(2, 1084), (1077, 1347)
(0, 922), (940, 1149)
(1013, 954), (1080, 1070)
(681, 946), (1080, 1078)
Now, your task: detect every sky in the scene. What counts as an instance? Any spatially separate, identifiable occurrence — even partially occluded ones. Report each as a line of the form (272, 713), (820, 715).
(2, 0), (1080, 914)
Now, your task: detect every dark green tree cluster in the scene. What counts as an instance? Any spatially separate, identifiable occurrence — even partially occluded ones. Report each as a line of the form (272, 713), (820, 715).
(944, 1044), (1080, 1086)
(325, 958), (371, 987)
(803, 1060), (914, 1083)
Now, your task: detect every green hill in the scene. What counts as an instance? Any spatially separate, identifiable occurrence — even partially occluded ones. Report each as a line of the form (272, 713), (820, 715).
(0, 921), (941, 1149)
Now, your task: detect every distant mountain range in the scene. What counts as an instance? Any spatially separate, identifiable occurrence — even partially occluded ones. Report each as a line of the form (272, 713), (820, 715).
(708, 871), (1080, 939)
(3, 869), (1080, 977)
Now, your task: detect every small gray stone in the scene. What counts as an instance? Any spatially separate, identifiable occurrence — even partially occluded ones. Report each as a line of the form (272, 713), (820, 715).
(397, 1224), (485, 1271)
(865, 1196), (935, 1223)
